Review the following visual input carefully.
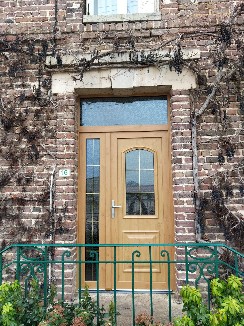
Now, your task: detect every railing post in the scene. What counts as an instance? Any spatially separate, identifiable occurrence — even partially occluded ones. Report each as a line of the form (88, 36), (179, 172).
(132, 250), (140, 326)
(185, 245), (189, 285)
(43, 246), (48, 310)
(78, 246), (82, 304)
(234, 251), (239, 276)
(149, 246), (153, 319)
(214, 246), (219, 278)
(61, 249), (71, 303)
(113, 246), (117, 326)
(16, 246), (21, 281)
(95, 250), (99, 326)
(0, 249), (2, 285)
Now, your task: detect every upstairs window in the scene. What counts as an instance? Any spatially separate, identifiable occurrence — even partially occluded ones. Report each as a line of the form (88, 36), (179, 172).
(86, 0), (157, 16)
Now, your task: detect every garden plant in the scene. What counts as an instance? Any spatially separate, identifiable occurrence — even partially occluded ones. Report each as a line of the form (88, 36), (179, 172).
(0, 281), (114, 326)
(174, 275), (244, 326)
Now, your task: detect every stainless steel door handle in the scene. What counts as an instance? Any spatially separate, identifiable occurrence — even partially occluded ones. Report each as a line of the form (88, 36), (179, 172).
(112, 200), (121, 218)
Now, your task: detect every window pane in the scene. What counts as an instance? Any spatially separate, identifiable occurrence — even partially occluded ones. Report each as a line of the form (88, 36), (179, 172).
(141, 193), (155, 215)
(126, 171), (139, 193)
(126, 149), (155, 215)
(140, 150), (154, 169)
(127, 0), (138, 13)
(139, 0), (155, 13)
(140, 170), (154, 193)
(86, 166), (100, 193)
(85, 139), (100, 281)
(86, 0), (156, 15)
(126, 150), (139, 170)
(81, 97), (168, 126)
(86, 194), (99, 222)
(97, 0), (117, 14)
(86, 139), (100, 165)
(126, 193), (155, 215)
(126, 194), (141, 215)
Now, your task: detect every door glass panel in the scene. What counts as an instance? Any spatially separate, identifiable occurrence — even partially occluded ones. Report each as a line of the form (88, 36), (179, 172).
(125, 150), (139, 170)
(126, 171), (140, 193)
(86, 139), (100, 165)
(86, 166), (100, 193)
(140, 170), (154, 192)
(85, 139), (100, 281)
(125, 149), (155, 215)
(81, 97), (167, 126)
(140, 150), (153, 169)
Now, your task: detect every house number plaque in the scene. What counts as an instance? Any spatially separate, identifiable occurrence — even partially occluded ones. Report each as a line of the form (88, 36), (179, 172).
(59, 169), (71, 177)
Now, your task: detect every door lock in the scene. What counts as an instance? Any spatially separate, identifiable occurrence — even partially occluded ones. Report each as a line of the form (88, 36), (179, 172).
(111, 200), (121, 218)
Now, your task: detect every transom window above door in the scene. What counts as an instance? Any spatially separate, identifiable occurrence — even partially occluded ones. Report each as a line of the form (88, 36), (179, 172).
(80, 97), (168, 127)
(86, 0), (158, 16)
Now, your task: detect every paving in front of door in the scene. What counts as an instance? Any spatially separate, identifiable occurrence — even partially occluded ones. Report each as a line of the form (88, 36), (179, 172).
(92, 292), (183, 325)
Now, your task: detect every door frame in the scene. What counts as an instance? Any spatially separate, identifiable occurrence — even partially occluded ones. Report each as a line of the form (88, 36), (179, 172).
(77, 96), (175, 290)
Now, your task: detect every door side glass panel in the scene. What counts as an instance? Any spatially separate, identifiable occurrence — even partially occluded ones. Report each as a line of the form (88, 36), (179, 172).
(125, 149), (155, 215)
(80, 97), (167, 126)
(85, 139), (100, 281)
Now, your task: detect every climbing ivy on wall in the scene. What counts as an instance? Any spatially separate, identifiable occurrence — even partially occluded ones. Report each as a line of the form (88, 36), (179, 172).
(0, 1), (243, 252)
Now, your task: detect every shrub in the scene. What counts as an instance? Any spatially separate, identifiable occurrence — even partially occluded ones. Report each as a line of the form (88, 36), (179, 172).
(0, 280), (113, 326)
(40, 285), (108, 326)
(0, 279), (45, 326)
(174, 274), (244, 326)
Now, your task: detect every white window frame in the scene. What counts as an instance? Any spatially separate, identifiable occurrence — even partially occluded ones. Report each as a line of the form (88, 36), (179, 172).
(84, 0), (161, 23)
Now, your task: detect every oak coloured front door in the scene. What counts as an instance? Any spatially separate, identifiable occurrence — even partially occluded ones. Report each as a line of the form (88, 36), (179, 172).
(78, 97), (174, 290)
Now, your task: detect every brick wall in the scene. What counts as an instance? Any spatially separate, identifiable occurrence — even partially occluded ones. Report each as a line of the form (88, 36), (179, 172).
(1, 0), (243, 293)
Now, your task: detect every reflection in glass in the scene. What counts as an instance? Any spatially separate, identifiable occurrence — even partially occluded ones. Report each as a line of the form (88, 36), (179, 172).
(86, 139), (100, 165)
(127, 194), (155, 215)
(140, 150), (154, 169)
(140, 170), (154, 192)
(126, 171), (140, 193)
(126, 150), (139, 170)
(85, 139), (100, 281)
(125, 149), (155, 215)
(86, 166), (100, 193)
(81, 97), (168, 126)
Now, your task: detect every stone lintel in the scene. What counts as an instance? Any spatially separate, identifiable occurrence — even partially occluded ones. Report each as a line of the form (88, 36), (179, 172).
(51, 66), (197, 94)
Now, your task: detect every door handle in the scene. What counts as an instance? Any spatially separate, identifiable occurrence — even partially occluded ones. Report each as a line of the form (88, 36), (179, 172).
(112, 200), (121, 218)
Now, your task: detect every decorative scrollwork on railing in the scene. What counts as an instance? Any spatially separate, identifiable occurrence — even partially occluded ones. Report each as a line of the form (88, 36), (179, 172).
(160, 249), (170, 262)
(187, 246), (215, 261)
(186, 246), (218, 287)
(19, 246), (46, 261)
(89, 250), (99, 261)
(132, 250), (141, 261)
(186, 246), (218, 286)
(188, 263), (198, 274)
(17, 247), (47, 282)
(61, 250), (72, 261)
(195, 263), (215, 286)
(13, 246), (49, 297)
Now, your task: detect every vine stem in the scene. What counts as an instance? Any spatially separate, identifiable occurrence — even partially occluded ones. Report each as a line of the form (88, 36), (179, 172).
(49, 166), (56, 282)
(191, 65), (240, 242)
(190, 94), (203, 242)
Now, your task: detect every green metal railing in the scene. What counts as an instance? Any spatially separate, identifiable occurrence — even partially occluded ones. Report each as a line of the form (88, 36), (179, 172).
(0, 243), (243, 325)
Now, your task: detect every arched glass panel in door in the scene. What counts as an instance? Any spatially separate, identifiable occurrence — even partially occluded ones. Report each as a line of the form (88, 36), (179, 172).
(125, 149), (155, 215)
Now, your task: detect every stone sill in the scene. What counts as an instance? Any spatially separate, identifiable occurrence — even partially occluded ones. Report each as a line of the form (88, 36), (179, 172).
(83, 12), (161, 23)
